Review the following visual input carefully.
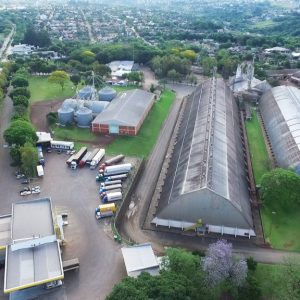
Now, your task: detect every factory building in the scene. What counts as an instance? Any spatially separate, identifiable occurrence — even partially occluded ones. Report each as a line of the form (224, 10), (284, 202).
(2, 198), (64, 295)
(152, 78), (255, 238)
(92, 89), (155, 136)
(260, 86), (300, 171)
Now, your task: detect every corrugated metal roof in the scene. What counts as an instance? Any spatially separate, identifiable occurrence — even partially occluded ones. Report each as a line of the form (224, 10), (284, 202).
(260, 86), (300, 169)
(153, 78), (253, 230)
(92, 89), (155, 127)
(121, 244), (159, 278)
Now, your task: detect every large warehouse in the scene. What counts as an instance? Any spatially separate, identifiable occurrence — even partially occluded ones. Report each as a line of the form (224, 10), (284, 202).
(152, 78), (255, 238)
(3, 198), (64, 295)
(260, 86), (300, 170)
(92, 89), (155, 136)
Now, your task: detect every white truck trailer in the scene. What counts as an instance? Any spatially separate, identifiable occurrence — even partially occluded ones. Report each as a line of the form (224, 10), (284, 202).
(90, 149), (105, 170)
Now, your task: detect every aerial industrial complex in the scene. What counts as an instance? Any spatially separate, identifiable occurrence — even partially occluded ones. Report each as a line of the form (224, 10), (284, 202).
(152, 78), (255, 237)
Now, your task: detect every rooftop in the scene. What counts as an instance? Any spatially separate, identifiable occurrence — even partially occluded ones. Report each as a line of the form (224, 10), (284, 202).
(92, 89), (155, 127)
(121, 244), (159, 278)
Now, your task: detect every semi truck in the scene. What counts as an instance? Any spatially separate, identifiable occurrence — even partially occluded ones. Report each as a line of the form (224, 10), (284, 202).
(78, 151), (91, 168)
(86, 148), (99, 165)
(98, 203), (116, 213)
(67, 147), (87, 169)
(99, 184), (122, 194)
(37, 146), (45, 166)
(100, 189), (122, 199)
(99, 163), (132, 176)
(100, 180), (122, 187)
(95, 210), (114, 219)
(103, 154), (125, 166)
(90, 148), (105, 170)
(37, 165), (44, 177)
(51, 140), (74, 151)
(96, 173), (128, 182)
(102, 192), (122, 203)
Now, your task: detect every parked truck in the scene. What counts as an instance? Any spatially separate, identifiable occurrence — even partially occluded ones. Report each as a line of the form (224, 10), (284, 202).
(95, 210), (114, 219)
(68, 147), (87, 170)
(86, 148), (99, 165)
(100, 180), (122, 187)
(103, 154), (125, 166)
(98, 203), (116, 213)
(37, 165), (44, 177)
(99, 163), (132, 176)
(102, 192), (122, 203)
(99, 184), (122, 194)
(90, 149), (105, 170)
(96, 173), (128, 182)
(37, 146), (45, 166)
(78, 151), (91, 168)
(100, 189), (122, 199)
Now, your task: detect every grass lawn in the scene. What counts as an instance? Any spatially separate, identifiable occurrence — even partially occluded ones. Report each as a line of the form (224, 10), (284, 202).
(52, 126), (97, 143)
(113, 85), (138, 93)
(245, 109), (271, 184)
(255, 263), (285, 299)
(251, 20), (274, 29)
(261, 205), (300, 251)
(106, 90), (176, 157)
(28, 76), (76, 103)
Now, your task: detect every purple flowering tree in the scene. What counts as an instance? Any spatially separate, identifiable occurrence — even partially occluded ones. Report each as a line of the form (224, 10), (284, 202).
(202, 240), (248, 287)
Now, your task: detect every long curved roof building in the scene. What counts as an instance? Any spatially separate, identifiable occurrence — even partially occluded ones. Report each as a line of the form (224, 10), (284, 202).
(152, 78), (255, 237)
(260, 86), (300, 170)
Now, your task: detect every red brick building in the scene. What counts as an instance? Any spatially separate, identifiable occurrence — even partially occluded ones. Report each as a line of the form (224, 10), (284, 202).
(92, 89), (155, 136)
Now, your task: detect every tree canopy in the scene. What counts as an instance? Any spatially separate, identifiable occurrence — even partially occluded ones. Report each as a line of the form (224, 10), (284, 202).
(20, 142), (38, 178)
(260, 168), (300, 209)
(48, 70), (70, 90)
(4, 120), (37, 146)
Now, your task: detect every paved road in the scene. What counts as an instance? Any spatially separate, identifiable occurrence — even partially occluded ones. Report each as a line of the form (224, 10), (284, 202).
(0, 25), (15, 62)
(80, 9), (95, 44)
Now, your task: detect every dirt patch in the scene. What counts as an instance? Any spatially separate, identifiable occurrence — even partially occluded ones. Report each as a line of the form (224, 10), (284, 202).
(30, 99), (63, 132)
(283, 240), (295, 249)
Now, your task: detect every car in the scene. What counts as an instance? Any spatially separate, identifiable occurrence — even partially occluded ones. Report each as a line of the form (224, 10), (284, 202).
(20, 187), (30, 192)
(31, 189), (40, 194)
(21, 179), (30, 184)
(44, 280), (63, 290)
(16, 174), (25, 179)
(20, 190), (31, 196)
(70, 150), (76, 155)
(32, 185), (40, 190)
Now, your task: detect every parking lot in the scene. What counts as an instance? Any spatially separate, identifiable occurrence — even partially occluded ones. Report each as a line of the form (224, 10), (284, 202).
(0, 149), (128, 300)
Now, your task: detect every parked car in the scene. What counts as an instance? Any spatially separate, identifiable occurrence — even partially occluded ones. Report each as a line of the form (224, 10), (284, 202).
(21, 179), (30, 184)
(20, 190), (31, 196)
(16, 174), (25, 179)
(44, 280), (63, 290)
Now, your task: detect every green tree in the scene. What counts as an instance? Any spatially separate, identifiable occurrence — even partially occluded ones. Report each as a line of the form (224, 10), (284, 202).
(238, 274), (262, 300)
(11, 76), (29, 88)
(48, 70), (69, 91)
(201, 57), (217, 76)
(80, 50), (96, 64)
(70, 74), (81, 87)
(167, 69), (179, 82)
(20, 142), (38, 178)
(12, 95), (29, 107)
(4, 120), (37, 146)
(9, 146), (21, 167)
(10, 87), (30, 100)
(260, 168), (300, 208)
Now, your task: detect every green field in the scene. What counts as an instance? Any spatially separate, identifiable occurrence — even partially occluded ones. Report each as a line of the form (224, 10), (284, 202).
(52, 126), (97, 143)
(251, 20), (274, 29)
(28, 76), (76, 103)
(113, 85), (139, 93)
(106, 90), (176, 157)
(255, 263), (285, 299)
(245, 109), (271, 184)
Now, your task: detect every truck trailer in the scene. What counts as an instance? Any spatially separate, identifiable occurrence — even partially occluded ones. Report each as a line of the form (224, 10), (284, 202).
(100, 189), (122, 199)
(68, 147), (87, 169)
(103, 154), (125, 166)
(37, 165), (44, 177)
(95, 210), (114, 219)
(37, 146), (45, 166)
(96, 173), (128, 182)
(100, 180), (122, 187)
(99, 163), (132, 176)
(86, 148), (100, 165)
(97, 203), (116, 213)
(99, 184), (122, 194)
(78, 151), (91, 168)
(102, 192), (122, 203)
(90, 148), (105, 170)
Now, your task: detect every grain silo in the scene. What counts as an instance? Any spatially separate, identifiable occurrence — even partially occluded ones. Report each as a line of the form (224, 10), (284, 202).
(58, 106), (74, 126)
(90, 101), (110, 115)
(98, 87), (117, 102)
(62, 99), (78, 110)
(76, 107), (93, 128)
(77, 86), (97, 100)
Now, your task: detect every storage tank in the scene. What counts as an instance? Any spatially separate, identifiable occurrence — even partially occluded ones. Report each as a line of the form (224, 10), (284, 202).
(62, 99), (78, 111)
(76, 107), (93, 128)
(90, 101), (110, 115)
(77, 86), (96, 100)
(98, 87), (117, 102)
(58, 106), (74, 126)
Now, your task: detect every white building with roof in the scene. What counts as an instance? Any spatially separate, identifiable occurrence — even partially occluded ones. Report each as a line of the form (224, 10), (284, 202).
(2, 198), (64, 294)
(107, 61), (134, 78)
(121, 244), (160, 278)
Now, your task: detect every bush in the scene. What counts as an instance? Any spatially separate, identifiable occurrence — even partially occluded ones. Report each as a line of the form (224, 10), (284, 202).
(12, 95), (29, 107)
(47, 112), (58, 126)
(246, 257), (257, 272)
(11, 76), (29, 88)
(10, 87), (31, 100)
